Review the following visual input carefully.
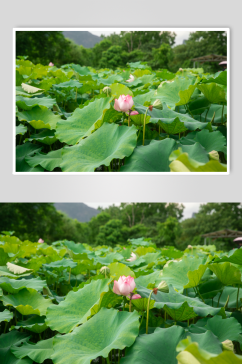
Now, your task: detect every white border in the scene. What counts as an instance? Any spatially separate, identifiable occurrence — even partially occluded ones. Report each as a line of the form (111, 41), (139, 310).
(13, 27), (230, 175)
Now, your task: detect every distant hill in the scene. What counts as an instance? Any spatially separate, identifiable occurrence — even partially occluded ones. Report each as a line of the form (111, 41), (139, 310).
(54, 203), (100, 222)
(62, 31), (103, 48)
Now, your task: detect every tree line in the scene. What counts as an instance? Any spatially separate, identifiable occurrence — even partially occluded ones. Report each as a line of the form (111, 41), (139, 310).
(16, 30), (227, 73)
(0, 203), (241, 251)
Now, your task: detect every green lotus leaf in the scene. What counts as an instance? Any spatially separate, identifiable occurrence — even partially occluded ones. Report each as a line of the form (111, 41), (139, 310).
(0, 266), (32, 279)
(161, 256), (207, 292)
(16, 96), (56, 110)
(17, 106), (61, 130)
(43, 258), (77, 271)
(102, 108), (121, 124)
(152, 77), (198, 110)
(129, 237), (154, 247)
(189, 96), (211, 115)
(108, 262), (135, 279)
(0, 277), (47, 294)
(215, 249), (242, 265)
(27, 130), (57, 145)
(53, 80), (82, 90)
(202, 70), (227, 86)
(161, 247), (184, 259)
(98, 74), (123, 85)
(25, 149), (62, 171)
(169, 151), (227, 172)
(1, 288), (52, 316)
(132, 297), (155, 312)
(120, 138), (177, 172)
(110, 83), (133, 97)
(51, 308), (139, 364)
(16, 143), (44, 172)
(63, 241), (89, 260)
(133, 90), (156, 105)
(55, 97), (112, 145)
(61, 123), (137, 172)
(189, 315), (242, 345)
(45, 278), (111, 333)
(0, 309), (13, 323)
(193, 129), (226, 153)
(0, 331), (32, 364)
(121, 325), (186, 364)
(200, 104), (227, 124)
(199, 278), (223, 300)
(135, 271), (161, 287)
(16, 125), (27, 136)
(197, 83), (227, 103)
(179, 331), (222, 354)
(12, 316), (47, 334)
(0, 248), (9, 265)
(209, 262), (241, 285)
(11, 338), (54, 364)
(137, 285), (221, 318)
(95, 253), (124, 265)
(177, 143), (209, 164)
(130, 113), (151, 126)
(176, 340), (242, 364)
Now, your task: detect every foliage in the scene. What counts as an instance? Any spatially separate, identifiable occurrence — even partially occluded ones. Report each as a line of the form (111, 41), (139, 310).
(15, 57), (227, 172)
(0, 233), (242, 364)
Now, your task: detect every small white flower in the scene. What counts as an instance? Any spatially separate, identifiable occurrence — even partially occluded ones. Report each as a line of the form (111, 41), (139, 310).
(126, 74), (135, 83)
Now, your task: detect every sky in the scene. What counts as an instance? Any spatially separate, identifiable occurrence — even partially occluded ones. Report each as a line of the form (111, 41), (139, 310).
(90, 30), (191, 46)
(85, 202), (202, 220)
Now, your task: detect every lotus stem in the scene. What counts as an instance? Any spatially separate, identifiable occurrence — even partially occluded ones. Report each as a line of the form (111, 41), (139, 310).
(143, 107), (149, 146)
(237, 285), (240, 310)
(217, 288), (224, 307)
(222, 104), (224, 124)
(129, 298), (132, 312)
(128, 110), (131, 127)
(69, 268), (71, 284)
(146, 290), (153, 334)
(118, 350), (121, 364)
(106, 355), (111, 364)
(4, 322), (8, 333)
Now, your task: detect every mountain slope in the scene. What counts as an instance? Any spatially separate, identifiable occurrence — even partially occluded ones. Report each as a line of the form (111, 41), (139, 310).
(54, 203), (100, 222)
(62, 31), (102, 48)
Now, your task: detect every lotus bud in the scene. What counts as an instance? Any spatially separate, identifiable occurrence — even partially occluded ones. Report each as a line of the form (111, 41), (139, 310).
(157, 280), (169, 293)
(38, 238), (44, 243)
(187, 245), (193, 249)
(130, 111), (139, 115)
(209, 150), (219, 161)
(179, 68), (183, 71)
(222, 340), (234, 352)
(103, 86), (112, 96)
(113, 275), (136, 296)
(100, 266), (110, 275)
(152, 99), (163, 110)
(49, 62), (54, 66)
(114, 95), (134, 113)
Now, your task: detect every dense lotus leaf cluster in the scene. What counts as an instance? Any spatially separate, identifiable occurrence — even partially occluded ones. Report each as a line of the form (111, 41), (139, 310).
(15, 59), (227, 172)
(0, 233), (242, 363)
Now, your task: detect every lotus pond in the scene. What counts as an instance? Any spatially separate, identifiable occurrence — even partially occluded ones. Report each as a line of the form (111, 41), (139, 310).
(1, 233), (242, 363)
(15, 59), (227, 172)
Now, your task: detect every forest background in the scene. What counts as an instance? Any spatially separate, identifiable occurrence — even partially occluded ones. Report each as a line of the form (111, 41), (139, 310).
(0, 203), (241, 251)
(16, 30), (227, 72)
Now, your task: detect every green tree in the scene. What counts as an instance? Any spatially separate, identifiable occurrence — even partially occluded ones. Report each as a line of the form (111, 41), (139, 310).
(179, 203), (242, 250)
(16, 31), (73, 67)
(95, 219), (126, 246)
(156, 217), (181, 247)
(169, 31), (227, 72)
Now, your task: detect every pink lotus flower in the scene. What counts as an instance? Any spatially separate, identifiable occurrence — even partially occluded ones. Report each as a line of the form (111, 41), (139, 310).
(128, 293), (141, 300)
(49, 62), (54, 66)
(113, 275), (136, 296)
(38, 238), (44, 243)
(126, 74), (135, 83)
(127, 252), (137, 262)
(114, 95), (134, 113)
(130, 111), (139, 116)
